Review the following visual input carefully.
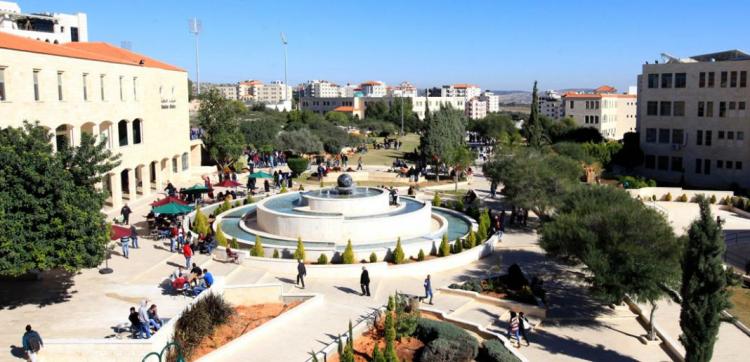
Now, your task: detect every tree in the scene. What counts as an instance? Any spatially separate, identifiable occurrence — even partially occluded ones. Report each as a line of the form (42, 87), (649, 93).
(523, 81), (545, 148)
(438, 234), (450, 257)
(252, 235), (264, 257)
(230, 237), (239, 249)
(385, 97), (419, 133)
(420, 106), (466, 181)
(392, 237), (405, 264)
(680, 199), (730, 362)
(188, 79), (194, 100)
(0, 122), (118, 276)
(466, 230), (477, 248)
(468, 113), (518, 143)
(293, 237), (306, 260)
(432, 193), (441, 207)
(384, 312), (399, 362)
(613, 132), (644, 170)
(477, 209), (490, 241)
(192, 207), (210, 235)
(272, 249), (280, 258)
(365, 99), (389, 120)
(287, 158), (309, 177)
(369, 252), (378, 263)
(276, 129), (323, 155)
(198, 89), (245, 169)
(372, 344), (385, 362)
(325, 111), (350, 125)
(215, 225), (228, 247)
(317, 253), (329, 264)
(239, 118), (281, 150)
(342, 239), (355, 264)
(445, 146), (475, 191)
(541, 186), (682, 339)
(417, 249), (425, 261)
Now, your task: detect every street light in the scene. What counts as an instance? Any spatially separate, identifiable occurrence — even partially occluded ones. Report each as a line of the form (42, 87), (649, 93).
(280, 32), (288, 104)
(188, 18), (202, 95)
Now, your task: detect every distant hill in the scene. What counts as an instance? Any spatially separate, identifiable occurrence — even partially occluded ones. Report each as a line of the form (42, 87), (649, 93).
(489, 90), (531, 105)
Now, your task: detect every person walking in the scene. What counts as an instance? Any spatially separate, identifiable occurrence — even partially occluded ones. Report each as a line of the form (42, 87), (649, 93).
(357, 157), (363, 171)
(423, 275), (433, 304)
(518, 311), (531, 346)
(21, 325), (43, 362)
(296, 260), (307, 289)
(120, 204), (132, 225)
(130, 225), (139, 249)
(182, 242), (193, 269)
(508, 311), (521, 348)
(120, 235), (130, 259)
(360, 266), (371, 296)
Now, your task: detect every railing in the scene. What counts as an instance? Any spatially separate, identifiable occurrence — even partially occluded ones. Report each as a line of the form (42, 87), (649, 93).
(141, 341), (184, 362)
(723, 230), (750, 271)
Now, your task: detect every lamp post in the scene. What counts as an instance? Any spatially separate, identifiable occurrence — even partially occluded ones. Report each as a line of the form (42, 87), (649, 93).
(188, 18), (202, 96)
(281, 32), (288, 105)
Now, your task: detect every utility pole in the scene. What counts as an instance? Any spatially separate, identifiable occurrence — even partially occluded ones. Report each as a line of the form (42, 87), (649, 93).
(188, 18), (202, 95)
(400, 95), (404, 136)
(280, 32), (288, 104)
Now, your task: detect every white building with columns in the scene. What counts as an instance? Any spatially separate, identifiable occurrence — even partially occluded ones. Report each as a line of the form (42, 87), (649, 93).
(0, 31), (199, 208)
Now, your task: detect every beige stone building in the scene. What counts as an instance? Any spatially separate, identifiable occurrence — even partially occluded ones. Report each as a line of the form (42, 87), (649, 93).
(637, 50), (750, 188)
(299, 96), (364, 119)
(0, 31), (199, 208)
(465, 97), (487, 120)
(562, 86), (637, 140)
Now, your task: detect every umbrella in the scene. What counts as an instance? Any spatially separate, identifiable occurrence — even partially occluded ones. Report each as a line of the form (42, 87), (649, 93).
(180, 184), (211, 195)
(249, 171), (273, 179)
(152, 202), (194, 215)
(110, 225), (131, 240)
(216, 179), (242, 188)
(151, 196), (188, 207)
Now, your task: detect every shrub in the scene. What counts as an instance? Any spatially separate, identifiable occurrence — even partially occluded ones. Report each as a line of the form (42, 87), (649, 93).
(215, 225), (228, 247)
(448, 279), (481, 293)
(384, 313), (397, 361)
(438, 234), (450, 257)
(317, 253), (328, 265)
(417, 249), (425, 261)
(387, 295), (395, 311)
(369, 252), (378, 263)
(432, 192), (441, 207)
(213, 199), (233, 217)
(272, 249), (280, 258)
(453, 238), (464, 253)
(419, 338), (476, 362)
(172, 293), (234, 361)
(466, 206), (480, 220)
(479, 339), (521, 362)
(230, 237), (239, 249)
(709, 194), (717, 204)
(342, 239), (355, 264)
(392, 237), (405, 264)
(618, 175), (657, 189)
(414, 318), (478, 362)
(293, 237), (306, 261)
(372, 344), (385, 362)
(251, 235), (264, 257)
(280, 184), (288, 194)
(454, 199), (464, 212)
(244, 195), (256, 205)
(507, 263), (529, 290)
(477, 210), (490, 242)
(287, 157), (310, 177)
(678, 193), (688, 202)
(192, 207), (210, 235)
(663, 192), (672, 201)
(466, 230), (477, 249)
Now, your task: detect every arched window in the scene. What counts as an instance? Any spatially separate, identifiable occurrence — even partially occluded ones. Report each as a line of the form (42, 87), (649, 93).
(132, 119), (142, 144)
(117, 120), (128, 146)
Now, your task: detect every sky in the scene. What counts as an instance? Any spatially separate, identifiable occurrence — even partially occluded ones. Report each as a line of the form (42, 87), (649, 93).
(17, 0), (750, 92)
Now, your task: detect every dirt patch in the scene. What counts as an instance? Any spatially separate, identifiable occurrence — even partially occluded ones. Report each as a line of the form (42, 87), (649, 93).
(190, 301), (301, 361)
(330, 322), (424, 362)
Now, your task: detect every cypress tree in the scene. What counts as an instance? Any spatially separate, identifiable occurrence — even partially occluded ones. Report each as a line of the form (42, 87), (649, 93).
(272, 249), (280, 258)
(215, 225), (228, 247)
(524, 81), (545, 148)
(432, 192), (441, 207)
(392, 237), (405, 264)
(384, 312), (398, 362)
(348, 320), (354, 349)
(372, 344), (385, 362)
(230, 237), (239, 249)
(342, 239), (355, 264)
(679, 199), (730, 362)
(438, 234), (450, 257)
(369, 252), (378, 263)
(252, 235), (264, 257)
(466, 230), (477, 248)
(293, 237), (306, 261)
(417, 249), (425, 261)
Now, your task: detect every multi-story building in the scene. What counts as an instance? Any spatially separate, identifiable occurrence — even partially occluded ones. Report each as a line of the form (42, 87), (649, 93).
(441, 83), (481, 99)
(254, 80), (292, 104)
(562, 86), (637, 140)
(388, 81), (418, 98)
(479, 91), (499, 113)
(465, 97), (488, 120)
(539, 90), (564, 119)
(301, 80), (340, 98)
(412, 96), (467, 119)
(209, 83), (238, 100)
(637, 50), (750, 188)
(0, 31), (198, 208)
(299, 97), (364, 119)
(238, 79), (261, 101)
(360, 80), (386, 97)
(0, 1), (87, 44)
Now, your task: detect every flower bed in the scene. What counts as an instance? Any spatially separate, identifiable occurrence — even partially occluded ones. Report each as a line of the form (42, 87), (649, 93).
(448, 263), (546, 306)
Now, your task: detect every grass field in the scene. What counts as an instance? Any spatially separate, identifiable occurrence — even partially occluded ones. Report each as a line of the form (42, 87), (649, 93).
(729, 285), (750, 326)
(359, 133), (420, 166)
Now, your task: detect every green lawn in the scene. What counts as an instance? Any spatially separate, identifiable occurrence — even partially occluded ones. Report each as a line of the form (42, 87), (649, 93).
(358, 133), (420, 166)
(729, 285), (750, 326)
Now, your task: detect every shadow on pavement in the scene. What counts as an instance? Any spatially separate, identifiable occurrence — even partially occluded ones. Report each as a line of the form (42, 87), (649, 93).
(0, 270), (77, 310)
(528, 328), (640, 362)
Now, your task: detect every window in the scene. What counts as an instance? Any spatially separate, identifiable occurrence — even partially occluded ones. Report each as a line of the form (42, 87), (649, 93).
(717, 160), (724, 169)
(658, 156), (669, 170)
(707, 101), (714, 117)
(675, 73), (686, 88)
(741, 71), (747, 87)
(71, 27), (79, 42)
(119, 76), (124, 101)
(32, 69), (40, 101)
(645, 155), (656, 169)
(117, 120), (128, 147)
(132, 119), (142, 144)
(730, 71), (738, 87)
(172, 158), (178, 173)
(672, 129), (684, 144)
(658, 128), (670, 144)
(646, 128), (657, 143)
(100, 75), (105, 101)
(719, 102), (726, 117)
(570, 101), (574, 109)
(661, 73), (673, 88)
(729, 101), (736, 110)
(82, 73), (88, 101)
(181, 153), (189, 171)
(728, 131), (734, 140)
(660, 101), (672, 116)
(673, 101), (685, 116)
(647, 101), (658, 116)
(704, 159), (711, 175)
(57, 71), (63, 101)
(671, 157), (683, 171)
(133, 77), (138, 100)
(699, 72), (706, 87)
(695, 158), (702, 174)
(697, 130), (703, 145)
(705, 130), (712, 146)
(740, 102), (746, 110)
(708, 72), (715, 87)
(648, 74), (659, 88)
(594, 116), (599, 124)
(739, 131), (745, 140)
(737, 161), (743, 170)
(718, 131), (725, 139)
(0, 67), (5, 101)
(698, 101), (705, 117)
(721, 71), (728, 87)
(727, 161), (734, 169)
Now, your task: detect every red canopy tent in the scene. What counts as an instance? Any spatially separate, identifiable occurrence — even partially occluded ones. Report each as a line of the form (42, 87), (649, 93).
(150, 196), (188, 207)
(216, 179), (241, 188)
(110, 225), (131, 240)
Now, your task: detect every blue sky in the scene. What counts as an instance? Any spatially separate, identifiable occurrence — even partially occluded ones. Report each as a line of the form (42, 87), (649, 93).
(20, 0), (750, 91)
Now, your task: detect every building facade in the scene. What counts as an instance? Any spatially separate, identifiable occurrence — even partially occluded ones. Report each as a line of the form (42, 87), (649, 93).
(0, 1), (87, 44)
(479, 91), (499, 113)
(465, 97), (488, 119)
(299, 97), (364, 119)
(563, 86), (637, 140)
(0, 32), (198, 208)
(637, 50), (750, 188)
(412, 96), (467, 119)
(538, 90), (564, 119)
(209, 83), (238, 100)
(360, 81), (386, 97)
(441, 83), (481, 99)
(301, 80), (340, 98)
(254, 80), (292, 104)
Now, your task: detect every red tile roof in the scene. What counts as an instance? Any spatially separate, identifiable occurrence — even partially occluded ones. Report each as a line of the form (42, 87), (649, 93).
(333, 106), (354, 112)
(453, 83), (478, 89)
(0, 32), (184, 72)
(562, 93), (636, 99)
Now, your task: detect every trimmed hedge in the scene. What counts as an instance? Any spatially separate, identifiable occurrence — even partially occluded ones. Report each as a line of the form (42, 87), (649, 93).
(478, 339), (521, 362)
(414, 318), (478, 362)
(287, 157), (310, 177)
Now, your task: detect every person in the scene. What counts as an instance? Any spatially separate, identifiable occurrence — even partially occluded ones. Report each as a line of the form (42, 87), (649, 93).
(130, 225), (139, 249)
(172, 265), (185, 280)
(193, 268), (214, 295)
(490, 180), (498, 198)
(128, 307), (142, 338)
(264, 179), (270, 193)
(147, 304), (162, 331)
(137, 300), (152, 339)
(165, 182), (176, 196)
(296, 260), (306, 289)
(120, 235), (130, 259)
(22, 325), (43, 362)
(171, 275), (189, 294)
(357, 157), (363, 171)
(190, 263), (203, 286)
(508, 311), (521, 348)
(226, 246), (239, 263)
(182, 242), (193, 269)
(423, 275), (433, 304)
(146, 210), (156, 229)
(518, 311), (531, 346)
(360, 266), (371, 296)
(120, 204), (132, 225)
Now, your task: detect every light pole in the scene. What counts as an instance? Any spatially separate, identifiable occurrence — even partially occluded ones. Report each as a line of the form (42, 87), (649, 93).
(400, 96), (404, 136)
(281, 32), (288, 104)
(188, 18), (202, 95)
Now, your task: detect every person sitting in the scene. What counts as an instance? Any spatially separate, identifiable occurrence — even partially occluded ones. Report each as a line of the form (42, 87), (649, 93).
(171, 275), (189, 295)
(189, 263), (203, 286)
(128, 307), (142, 338)
(193, 268), (214, 295)
(199, 235), (216, 254)
(146, 211), (156, 230)
(226, 246), (239, 263)
(147, 304), (162, 331)
(172, 266), (186, 280)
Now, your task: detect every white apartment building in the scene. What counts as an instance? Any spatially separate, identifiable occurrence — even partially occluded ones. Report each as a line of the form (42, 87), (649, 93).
(563, 86), (637, 140)
(479, 91), (499, 113)
(0, 1), (87, 44)
(441, 83), (481, 99)
(388, 81), (418, 98)
(412, 96), (467, 120)
(238, 80), (260, 101)
(0, 31), (198, 208)
(360, 80), (387, 97)
(209, 84), (238, 100)
(299, 97), (364, 119)
(637, 50), (750, 189)
(302, 80), (340, 98)
(254, 80), (292, 104)
(465, 97), (488, 120)
(539, 90), (564, 119)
